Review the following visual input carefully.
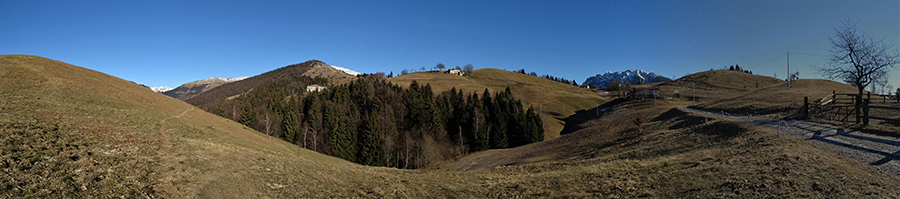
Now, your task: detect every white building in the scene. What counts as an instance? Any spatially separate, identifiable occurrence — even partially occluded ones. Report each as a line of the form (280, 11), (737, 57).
(306, 84), (326, 92)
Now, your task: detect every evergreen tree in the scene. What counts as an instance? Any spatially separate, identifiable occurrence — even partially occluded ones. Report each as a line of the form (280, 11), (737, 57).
(358, 111), (384, 166)
(490, 90), (509, 149)
(525, 107), (544, 144)
(239, 105), (256, 128)
(214, 104), (227, 118)
(326, 102), (357, 161)
(282, 111), (299, 144)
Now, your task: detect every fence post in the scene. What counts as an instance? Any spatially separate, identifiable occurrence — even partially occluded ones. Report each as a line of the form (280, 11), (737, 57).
(803, 96), (809, 119)
(863, 98), (870, 126)
(855, 94), (860, 124)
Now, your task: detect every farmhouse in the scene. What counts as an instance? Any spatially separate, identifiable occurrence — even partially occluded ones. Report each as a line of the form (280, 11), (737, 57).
(447, 69), (464, 76)
(306, 84), (326, 92)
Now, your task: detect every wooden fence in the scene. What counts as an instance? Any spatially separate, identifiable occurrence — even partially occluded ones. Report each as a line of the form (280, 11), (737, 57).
(806, 91), (900, 125)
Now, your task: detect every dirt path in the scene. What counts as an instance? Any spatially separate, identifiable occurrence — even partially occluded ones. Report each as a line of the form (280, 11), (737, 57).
(154, 107), (194, 195)
(679, 106), (900, 177)
(158, 107), (195, 149)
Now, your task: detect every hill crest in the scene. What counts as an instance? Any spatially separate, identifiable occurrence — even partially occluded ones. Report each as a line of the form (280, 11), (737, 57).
(185, 60), (354, 105)
(161, 76), (248, 100)
(389, 68), (607, 139)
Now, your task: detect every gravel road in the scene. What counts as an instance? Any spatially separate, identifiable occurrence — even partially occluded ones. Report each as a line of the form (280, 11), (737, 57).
(680, 106), (900, 177)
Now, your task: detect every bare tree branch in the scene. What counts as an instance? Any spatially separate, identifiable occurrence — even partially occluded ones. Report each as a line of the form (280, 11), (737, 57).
(815, 20), (899, 97)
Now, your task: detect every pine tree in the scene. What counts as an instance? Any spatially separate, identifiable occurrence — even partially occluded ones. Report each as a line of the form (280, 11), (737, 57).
(490, 90), (508, 149)
(282, 111), (299, 144)
(359, 111), (384, 166)
(239, 105), (256, 129)
(525, 107), (544, 144)
(214, 104), (226, 118)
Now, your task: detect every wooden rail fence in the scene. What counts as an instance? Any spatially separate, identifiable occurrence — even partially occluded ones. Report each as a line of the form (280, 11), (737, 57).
(806, 91), (900, 125)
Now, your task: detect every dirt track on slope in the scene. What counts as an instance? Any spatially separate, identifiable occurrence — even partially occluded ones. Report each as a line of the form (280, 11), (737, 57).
(680, 106), (900, 177)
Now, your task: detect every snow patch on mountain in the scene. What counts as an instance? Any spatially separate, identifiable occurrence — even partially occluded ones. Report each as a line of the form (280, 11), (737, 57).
(582, 69), (672, 89)
(329, 65), (361, 76)
(202, 76), (249, 83)
(150, 86), (174, 93)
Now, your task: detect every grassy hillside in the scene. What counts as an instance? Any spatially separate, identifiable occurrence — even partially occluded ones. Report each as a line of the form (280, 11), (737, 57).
(654, 70), (783, 102)
(389, 69), (607, 139)
(680, 71), (899, 135)
(4, 55), (898, 198)
(442, 99), (900, 197)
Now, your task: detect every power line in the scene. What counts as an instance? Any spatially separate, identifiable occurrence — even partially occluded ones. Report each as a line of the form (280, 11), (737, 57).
(748, 53), (787, 69)
(747, 51), (829, 70)
(790, 52), (829, 57)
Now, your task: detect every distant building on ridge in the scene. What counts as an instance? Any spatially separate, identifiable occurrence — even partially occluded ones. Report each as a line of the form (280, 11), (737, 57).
(306, 84), (326, 92)
(447, 69), (464, 76)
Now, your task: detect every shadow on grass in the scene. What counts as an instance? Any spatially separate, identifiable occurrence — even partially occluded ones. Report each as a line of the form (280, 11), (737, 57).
(559, 98), (626, 135)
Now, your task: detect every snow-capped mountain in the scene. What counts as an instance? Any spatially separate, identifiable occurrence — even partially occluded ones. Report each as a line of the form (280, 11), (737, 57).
(582, 69), (672, 89)
(329, 65), (360, 76)
(199, 76), (249, 83)
(150, 86), (174, 93)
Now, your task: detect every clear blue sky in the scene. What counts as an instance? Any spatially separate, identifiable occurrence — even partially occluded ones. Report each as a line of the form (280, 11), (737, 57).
(2, 0), (898, 93)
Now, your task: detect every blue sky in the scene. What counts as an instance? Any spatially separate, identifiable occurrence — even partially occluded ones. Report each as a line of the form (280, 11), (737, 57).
(2, 0), (898, 93)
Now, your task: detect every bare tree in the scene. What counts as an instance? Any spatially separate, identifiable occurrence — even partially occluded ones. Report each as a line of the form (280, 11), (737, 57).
(463, 64), (474, 75)
(435, 63), (446, 71)
(264, 111), (272, 135)
(896, 87), (900, 99)
(816, 20), (899, 99)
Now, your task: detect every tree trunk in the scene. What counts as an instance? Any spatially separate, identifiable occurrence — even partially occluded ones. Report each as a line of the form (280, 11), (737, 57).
(857, 83), (864, 123)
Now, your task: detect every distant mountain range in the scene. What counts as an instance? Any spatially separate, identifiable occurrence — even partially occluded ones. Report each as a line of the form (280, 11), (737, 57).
(150, 86), (174, 93)
(161, 76), (248, 100)
(582, 69), (671, 89)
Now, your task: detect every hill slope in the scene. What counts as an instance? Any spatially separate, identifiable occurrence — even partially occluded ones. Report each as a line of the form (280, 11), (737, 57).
(5, 56), (898, 198)
(0, 55), (486, 198)
(442, 94), (900, 197)
(389, 69), (606, 139)
(185, 60), (355, 106)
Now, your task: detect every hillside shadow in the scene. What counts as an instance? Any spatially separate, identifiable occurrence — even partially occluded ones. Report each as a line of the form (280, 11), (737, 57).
(559, 98), (626, 135)
(688, 121), (747, 140)
(793, 122), (900, 147)
(653, 108), (710, 130)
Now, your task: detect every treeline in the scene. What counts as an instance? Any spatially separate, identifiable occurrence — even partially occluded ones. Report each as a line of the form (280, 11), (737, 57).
(201, 76), (543, 169)
(725, 64), (752, 74)
(514, 69), (580, 86)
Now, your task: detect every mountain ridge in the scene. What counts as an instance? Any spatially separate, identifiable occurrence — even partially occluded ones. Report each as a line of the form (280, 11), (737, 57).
(161, 76), (248, 100)
(185, 60), (355, 106)
(582, 69), (672, 89)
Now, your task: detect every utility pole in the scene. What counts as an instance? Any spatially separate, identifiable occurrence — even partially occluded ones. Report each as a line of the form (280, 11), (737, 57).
(787, 51), (790, 89)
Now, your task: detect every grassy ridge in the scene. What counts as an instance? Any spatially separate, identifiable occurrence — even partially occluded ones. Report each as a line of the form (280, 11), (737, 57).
(389, 69), (606, 139)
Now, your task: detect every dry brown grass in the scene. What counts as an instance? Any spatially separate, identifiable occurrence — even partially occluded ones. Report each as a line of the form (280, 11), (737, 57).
(4, 55), (898, 198)
(673, 70), (900, 136)
(389, 69), (607, 139)
(442, 99), (900, 197)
